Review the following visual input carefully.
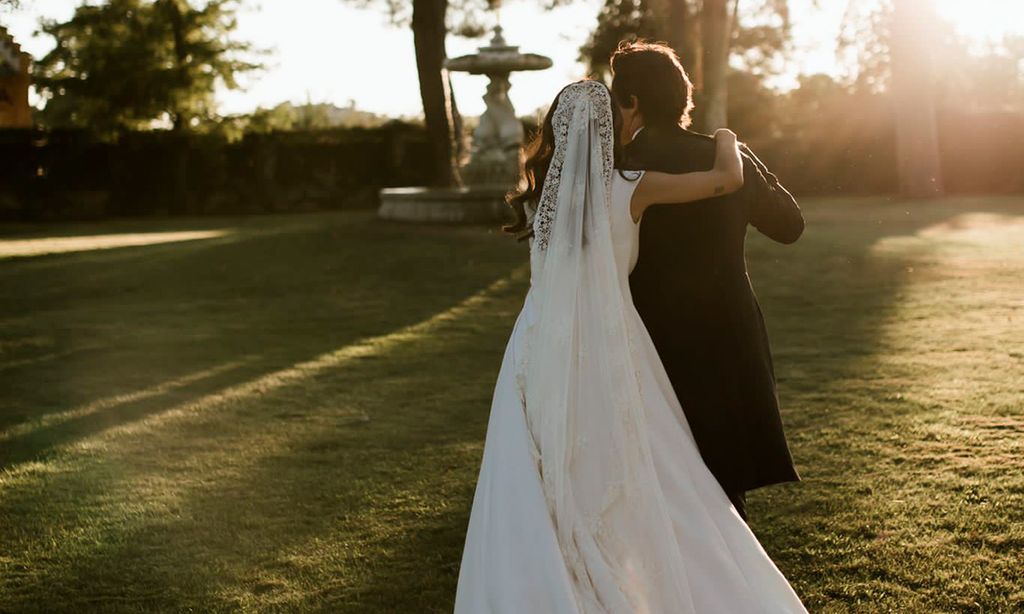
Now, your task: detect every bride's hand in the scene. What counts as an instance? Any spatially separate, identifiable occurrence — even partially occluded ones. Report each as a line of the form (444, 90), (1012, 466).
(712, 129), (744, 195)
(714, 128), (738, 145)
(629, 127), (746, 220)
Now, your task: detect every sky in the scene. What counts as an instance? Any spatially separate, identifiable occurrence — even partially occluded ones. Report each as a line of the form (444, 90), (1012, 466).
(4, 0), (1024, 118)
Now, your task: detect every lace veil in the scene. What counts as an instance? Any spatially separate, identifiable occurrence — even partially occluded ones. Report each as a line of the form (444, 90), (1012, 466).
(522, 81), (698, 613)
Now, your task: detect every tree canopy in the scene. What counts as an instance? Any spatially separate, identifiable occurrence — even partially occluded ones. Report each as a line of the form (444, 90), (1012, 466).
(581, 0), (793, 130)
(33, 0), (260, 133)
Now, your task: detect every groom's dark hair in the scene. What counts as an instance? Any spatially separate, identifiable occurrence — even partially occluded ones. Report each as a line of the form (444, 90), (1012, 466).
(610, 41), (694, 129)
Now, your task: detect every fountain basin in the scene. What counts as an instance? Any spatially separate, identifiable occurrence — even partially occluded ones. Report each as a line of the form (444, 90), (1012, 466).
(378, 186), (509, 224)
(446, 51), (552, 74)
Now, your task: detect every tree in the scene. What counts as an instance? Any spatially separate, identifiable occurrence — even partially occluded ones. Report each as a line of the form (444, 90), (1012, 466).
(582, 0), (791, 131)
(699, 0), (734, 129)
(33, 0), (260, 133)
(346, 0), (486, 187)
(584, 0), (695, 87)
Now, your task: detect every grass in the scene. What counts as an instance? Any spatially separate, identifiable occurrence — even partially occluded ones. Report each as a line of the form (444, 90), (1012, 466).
(0, 197), (1022, 613)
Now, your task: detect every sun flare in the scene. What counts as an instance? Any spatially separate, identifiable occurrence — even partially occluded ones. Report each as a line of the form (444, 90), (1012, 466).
(932, 0), (1024, 43)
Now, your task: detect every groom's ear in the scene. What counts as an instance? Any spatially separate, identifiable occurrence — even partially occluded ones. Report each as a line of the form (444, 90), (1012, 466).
(624, 94), (639, 111)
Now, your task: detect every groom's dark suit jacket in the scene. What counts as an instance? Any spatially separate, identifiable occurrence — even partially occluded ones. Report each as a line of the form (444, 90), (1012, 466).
(624, 125), (802, 495)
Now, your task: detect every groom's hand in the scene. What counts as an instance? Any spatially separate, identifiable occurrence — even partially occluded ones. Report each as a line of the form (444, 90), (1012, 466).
(739, 144), (804, 244)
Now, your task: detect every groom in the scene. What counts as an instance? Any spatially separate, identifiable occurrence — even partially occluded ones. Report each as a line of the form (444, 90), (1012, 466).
(611, 41), (803, 520)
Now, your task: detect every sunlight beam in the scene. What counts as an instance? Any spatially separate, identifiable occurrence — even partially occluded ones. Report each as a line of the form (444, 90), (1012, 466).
(0, 229), (235, 259)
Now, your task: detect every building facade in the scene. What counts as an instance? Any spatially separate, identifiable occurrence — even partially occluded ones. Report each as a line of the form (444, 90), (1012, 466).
(0, 27), (31, 128)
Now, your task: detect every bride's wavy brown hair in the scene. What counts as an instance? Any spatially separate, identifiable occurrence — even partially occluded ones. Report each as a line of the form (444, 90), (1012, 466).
(504, 80), (625, 239)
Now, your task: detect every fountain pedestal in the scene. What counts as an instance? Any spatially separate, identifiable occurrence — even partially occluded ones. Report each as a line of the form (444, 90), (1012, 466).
(377, 186), (507, 223)
(378, 25), (551, 224)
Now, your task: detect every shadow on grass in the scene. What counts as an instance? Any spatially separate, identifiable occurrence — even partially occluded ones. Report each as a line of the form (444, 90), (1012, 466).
(0, 260), (526, 613)
(0, 358), (258, 469)
(0, 211), (525, 432)
(746, 196), (1024, 611)
(0, 211), (527, 611)
(2, 199), (1022, 612)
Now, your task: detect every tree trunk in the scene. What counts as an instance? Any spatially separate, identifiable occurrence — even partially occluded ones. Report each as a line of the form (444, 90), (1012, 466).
(152, 1), (192, 213)
(662, 0), (702, 92)
(890, 0), (944, 197)
(698, 0), (732, 131)
(412, 0), (460, 187)
(160, 0), (190, 131)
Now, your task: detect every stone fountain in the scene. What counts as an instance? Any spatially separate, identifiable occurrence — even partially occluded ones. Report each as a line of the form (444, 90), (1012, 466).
(378, 21), (552, 223)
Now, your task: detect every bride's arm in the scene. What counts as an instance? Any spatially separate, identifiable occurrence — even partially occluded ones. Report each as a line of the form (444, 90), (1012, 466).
(629, 129), (744, 223)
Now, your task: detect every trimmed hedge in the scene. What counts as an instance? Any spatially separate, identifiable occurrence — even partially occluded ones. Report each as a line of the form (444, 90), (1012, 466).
(0, 124), (433, 221)
(0, 110), (1020, 222)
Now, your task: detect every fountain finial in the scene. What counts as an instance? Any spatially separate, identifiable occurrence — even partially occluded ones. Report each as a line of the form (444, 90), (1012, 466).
(491, 24), (506, 47)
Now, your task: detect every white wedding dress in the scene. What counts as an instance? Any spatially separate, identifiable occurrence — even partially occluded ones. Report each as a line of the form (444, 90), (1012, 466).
(454, 81), (807, 614)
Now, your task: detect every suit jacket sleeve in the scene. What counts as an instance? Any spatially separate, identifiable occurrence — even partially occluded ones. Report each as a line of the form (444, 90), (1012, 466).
(740, 144), (804, 245)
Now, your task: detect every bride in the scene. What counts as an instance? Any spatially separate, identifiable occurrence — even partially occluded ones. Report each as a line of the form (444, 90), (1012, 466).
(454, 80), (807, 613)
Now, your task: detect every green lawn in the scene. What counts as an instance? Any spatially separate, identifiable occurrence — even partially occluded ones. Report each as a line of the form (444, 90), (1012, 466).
(0, 198), (1022, 613)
